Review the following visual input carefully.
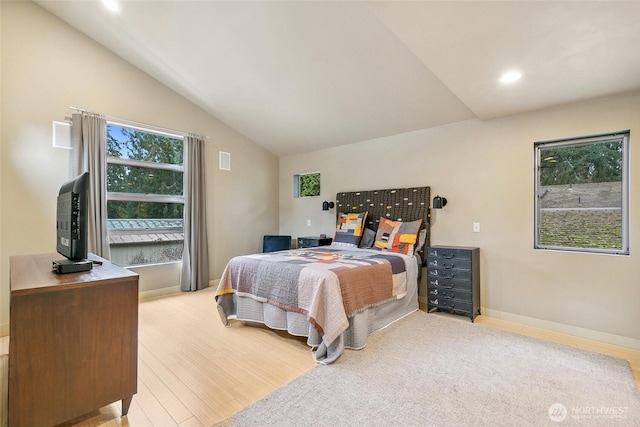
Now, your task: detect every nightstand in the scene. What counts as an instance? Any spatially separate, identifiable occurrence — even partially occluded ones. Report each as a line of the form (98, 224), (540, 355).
(297, 236), (333, 248)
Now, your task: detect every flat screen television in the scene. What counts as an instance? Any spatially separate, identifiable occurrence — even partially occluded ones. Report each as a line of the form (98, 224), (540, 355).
(56, 172), (89, 261)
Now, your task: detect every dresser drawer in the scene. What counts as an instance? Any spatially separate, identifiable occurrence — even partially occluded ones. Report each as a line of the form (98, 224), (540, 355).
(427, 268), (471, 281)
(426, 247), (471, 260)
(426, 258), (471, 271)
(426, 286), (471, 301)
(427, 297), (472, 314)
(427, 277), (472, 291)
(427, 287), (455, 299)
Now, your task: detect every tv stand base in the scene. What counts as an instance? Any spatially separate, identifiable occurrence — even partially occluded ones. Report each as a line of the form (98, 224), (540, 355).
(52, 258), (93, 274)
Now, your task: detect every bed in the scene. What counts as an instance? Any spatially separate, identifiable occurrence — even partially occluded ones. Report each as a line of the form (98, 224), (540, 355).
(215, 187), (430, 364)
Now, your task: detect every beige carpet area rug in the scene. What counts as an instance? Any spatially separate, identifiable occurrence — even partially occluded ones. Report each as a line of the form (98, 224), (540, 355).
(216, 311), (640, 426)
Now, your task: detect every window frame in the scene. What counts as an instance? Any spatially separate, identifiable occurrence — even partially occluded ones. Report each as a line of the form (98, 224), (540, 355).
(106, 156), (185, 205)
(293, 171), (321, 198)
(106, 121), (185, 266)
(533, 131), (630, 256)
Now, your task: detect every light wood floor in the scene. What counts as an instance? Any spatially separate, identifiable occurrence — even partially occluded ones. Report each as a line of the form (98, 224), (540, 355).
(5, 288), (640, 426)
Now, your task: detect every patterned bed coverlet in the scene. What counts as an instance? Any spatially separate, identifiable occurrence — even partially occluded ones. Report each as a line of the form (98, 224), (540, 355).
(215, 247), (412, 348)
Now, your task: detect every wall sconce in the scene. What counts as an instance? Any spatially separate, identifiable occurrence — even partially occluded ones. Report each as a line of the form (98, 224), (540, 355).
(322, 201), (335, 211)
(433, 196), (447, 209)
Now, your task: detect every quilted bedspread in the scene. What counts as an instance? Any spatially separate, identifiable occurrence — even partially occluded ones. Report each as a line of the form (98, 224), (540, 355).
(215, 247), (409, 347)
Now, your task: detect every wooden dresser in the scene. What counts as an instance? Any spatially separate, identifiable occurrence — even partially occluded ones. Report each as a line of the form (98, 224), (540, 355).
(9, 253), (139, 427)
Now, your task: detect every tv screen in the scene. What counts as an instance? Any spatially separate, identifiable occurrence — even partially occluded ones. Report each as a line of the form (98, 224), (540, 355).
(56, 172), (89, 261)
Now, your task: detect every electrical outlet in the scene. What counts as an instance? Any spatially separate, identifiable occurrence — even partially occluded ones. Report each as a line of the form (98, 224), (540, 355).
(473, 222), (480, 233)
(307, 219), (311, 226)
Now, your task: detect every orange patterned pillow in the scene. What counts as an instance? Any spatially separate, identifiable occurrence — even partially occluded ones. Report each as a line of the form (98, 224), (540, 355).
(373, 218), (422, 254)
(333, 212), (368, 247)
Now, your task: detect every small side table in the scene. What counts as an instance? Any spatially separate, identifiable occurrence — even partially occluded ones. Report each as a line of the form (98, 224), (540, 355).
(297, 236), (333, 248)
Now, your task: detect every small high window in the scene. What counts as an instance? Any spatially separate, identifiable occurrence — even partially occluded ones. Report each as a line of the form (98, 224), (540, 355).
(534, 131), (629, 255)
(293, 172), (321, 198)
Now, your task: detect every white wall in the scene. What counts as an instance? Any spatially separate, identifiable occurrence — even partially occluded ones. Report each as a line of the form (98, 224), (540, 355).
(280, 90), (640, 349)
(0, 1), (280, 333)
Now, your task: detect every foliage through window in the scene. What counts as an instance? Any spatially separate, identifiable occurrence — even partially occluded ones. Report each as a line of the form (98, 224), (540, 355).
(107, 123), (184, 266)
(534, 131), (629, 255)
(294, 172), (321, 197)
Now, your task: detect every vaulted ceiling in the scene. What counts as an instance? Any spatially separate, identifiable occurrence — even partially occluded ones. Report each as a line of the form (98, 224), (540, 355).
(37, 1), (640, 156)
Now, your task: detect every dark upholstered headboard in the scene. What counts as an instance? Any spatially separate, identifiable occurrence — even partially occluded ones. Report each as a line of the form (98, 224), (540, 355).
(335, 186), (431, 249)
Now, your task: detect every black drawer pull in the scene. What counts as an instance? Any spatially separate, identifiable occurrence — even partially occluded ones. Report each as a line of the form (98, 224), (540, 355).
(429, 260), (456, 268)
(429, 278), (456, 289)
(429, 269), (455, 278)
(431, 290), (454, 299)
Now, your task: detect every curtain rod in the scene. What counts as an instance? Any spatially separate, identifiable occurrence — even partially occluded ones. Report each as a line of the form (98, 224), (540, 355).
(68, 106), (210, 140)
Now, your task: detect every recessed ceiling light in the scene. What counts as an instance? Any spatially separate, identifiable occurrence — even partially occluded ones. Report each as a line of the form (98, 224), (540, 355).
(102, 0), (120, 12)
(500, 70), (522, 84)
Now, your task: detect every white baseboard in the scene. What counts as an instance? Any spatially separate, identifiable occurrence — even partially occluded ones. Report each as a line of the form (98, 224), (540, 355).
(482, 307), (640, 351)
(139, 286), (181, 301)
(417, 298), (640, 350)
(138, 279), (219, 301)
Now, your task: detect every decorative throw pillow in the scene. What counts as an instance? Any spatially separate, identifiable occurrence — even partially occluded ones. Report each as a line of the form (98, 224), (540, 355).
(358, 227), (376, 249)
(333, 211), (368, 247)
(373, 218), (423, 254)
(415, 228), (427, 253)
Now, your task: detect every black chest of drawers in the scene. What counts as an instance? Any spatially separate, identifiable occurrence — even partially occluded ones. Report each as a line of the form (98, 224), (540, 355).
(426, 246), (480, 322)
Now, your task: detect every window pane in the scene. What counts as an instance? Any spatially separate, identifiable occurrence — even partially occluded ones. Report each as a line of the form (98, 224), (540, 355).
(107, 164), (183, 196)
(539, 193), (622, 250)
(107, 203), (183, 266)
(535, 134), (628, 254)
(299, 172), (320, 197)
(111, 242), (183, 266)
(107, 201), (183, 221)
(107, 125), (183, 165)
